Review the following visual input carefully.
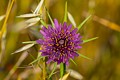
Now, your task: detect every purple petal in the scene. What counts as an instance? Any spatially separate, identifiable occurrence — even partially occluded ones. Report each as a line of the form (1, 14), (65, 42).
(57, 58), (62, 64)
(62, 22), (67, 31)
(46, 58), (53, 64)
(42, 26), (47, 32)
(67, 24), (72, 31)
(72, 52), (79, 57)
(36, 39), (44, 44)
(41, 52), (49, 56)
(54, 19), (59, 29)
(48, 25), (53, 31)
(75, 46), (82, 49)
(67, 51), (74, 59)
(65, 60), (69, 65)
(40, 30), (46, 36)
(71, 28), (78, 34)
(74, 33), (80, 38)
(39, 50), (45, 52)
(63, 56), (67, 63)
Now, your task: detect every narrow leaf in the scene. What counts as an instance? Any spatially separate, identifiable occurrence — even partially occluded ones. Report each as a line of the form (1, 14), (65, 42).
(78, 15), (92, 30)
(79, 53), (92, 60)
(63, 2), (67, 22)
(34, 0), (44, 14)
(25, 22), (38, 28)
(59, 72), (70, 80)
(22, 41), (37, 44)
(68, 12), (76, 27)
(48, 62), (57, 79)
(60, 63), (66, 78)
(46, 8), (54, 27)
(25, 17), (40, 23)
(17, 14), (40, 18)
(70, 58), (77, 66)
(40, 19), (48, 27)
(29, 56), (43, 65)
(83, 37), (98, 44)
(12, 44), (34, 54)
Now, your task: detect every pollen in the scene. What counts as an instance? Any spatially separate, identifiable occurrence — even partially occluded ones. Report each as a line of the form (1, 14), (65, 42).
(56, 43), (59, 46)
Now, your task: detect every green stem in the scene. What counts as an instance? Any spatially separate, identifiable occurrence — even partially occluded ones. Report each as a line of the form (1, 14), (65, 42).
(43, 57), (46, 80)
(49, 77), (52, 80)
(60, 63), (66, 78)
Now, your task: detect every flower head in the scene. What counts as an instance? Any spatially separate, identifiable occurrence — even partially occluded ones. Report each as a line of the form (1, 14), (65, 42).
(36, 19), (82, 65)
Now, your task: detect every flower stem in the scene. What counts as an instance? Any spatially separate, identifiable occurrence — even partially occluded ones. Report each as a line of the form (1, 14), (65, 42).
(43, 57), (46, 80)
(60, 63), (66, 78)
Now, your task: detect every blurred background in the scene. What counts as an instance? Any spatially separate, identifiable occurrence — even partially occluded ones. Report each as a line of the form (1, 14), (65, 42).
(0, 0), (120, 80)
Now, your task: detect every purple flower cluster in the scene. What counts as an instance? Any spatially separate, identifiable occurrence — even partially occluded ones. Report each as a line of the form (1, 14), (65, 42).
(36, 19), (82, 65)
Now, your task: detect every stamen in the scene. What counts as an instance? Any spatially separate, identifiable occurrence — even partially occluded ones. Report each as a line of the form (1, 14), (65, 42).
(56, 43), (59, 46)
(65, 40), (67, 46)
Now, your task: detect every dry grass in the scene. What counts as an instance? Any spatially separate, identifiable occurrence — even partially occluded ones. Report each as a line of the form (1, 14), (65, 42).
(0, 0), (120, 80)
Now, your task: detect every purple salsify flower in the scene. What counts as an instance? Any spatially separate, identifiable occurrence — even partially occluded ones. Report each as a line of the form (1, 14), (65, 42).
(36, 19), (82, 65)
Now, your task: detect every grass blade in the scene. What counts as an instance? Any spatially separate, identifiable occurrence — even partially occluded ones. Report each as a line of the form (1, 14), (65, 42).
(17, 14), (40, 18)
(63, 2), (68, 22)
(83, 37), (98, 44)
(34, 0), (44, 14)
(22, 41), (37, 44)
(40, 19), (48, 27)
(29, 56), (43, 65)
(12, 44), (34, 54)
(25, 17), (40, 23)
(60, 63), (66, 78)
(79, 53), (92, 60)
(78, 15), (91, 30)
(70, 58), (77, 66)
(46, 7), (54, 27)
(0, 0), (15, 63)
(68, 12), (76, 27)
(0, 0), (15, 39)
(25, 22), (38, 28)
(48, 62), (57, 79)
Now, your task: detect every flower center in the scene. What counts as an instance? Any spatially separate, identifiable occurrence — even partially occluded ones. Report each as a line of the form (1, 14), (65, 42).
(59, 39), (64, 45)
